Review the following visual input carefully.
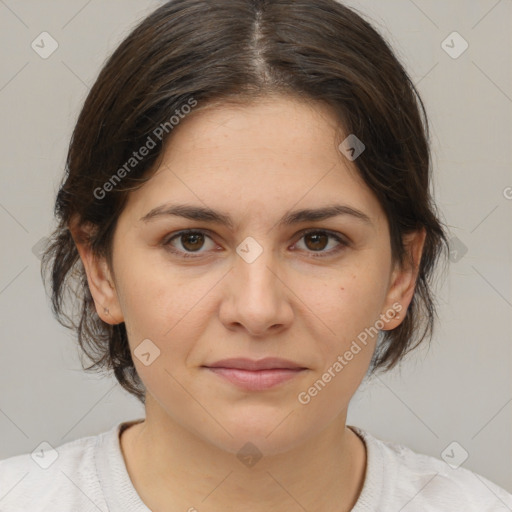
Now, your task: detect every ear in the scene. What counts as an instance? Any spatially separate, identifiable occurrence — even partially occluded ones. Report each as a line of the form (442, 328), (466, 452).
(69, 220), (124, 325)
(380, 227), (426, 330)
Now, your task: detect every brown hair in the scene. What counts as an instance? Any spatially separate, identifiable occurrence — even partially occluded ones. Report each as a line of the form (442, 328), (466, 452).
(42, 0), (450, 404)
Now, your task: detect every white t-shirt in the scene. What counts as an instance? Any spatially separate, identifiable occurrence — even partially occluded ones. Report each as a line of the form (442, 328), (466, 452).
(0, 419), (511, 511)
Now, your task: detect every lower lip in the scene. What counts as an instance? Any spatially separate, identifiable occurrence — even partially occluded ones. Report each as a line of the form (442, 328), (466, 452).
(205, 367), (305, 391)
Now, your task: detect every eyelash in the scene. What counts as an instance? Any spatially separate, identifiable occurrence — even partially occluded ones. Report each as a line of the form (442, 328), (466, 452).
(162, 229), (349, 259)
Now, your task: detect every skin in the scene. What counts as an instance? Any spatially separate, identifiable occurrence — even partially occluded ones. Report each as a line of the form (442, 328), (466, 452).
(72, 94), (425, 512)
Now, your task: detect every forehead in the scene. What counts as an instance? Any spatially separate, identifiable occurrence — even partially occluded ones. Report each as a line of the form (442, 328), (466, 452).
(121, 95), (386, 227)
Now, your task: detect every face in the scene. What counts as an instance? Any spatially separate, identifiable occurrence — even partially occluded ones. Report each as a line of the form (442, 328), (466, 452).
(80, 95), (423, 455)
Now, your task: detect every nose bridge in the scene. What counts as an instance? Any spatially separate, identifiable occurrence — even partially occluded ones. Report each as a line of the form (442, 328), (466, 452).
(218, 235), (293, 335)
(234, 235), (278, 299)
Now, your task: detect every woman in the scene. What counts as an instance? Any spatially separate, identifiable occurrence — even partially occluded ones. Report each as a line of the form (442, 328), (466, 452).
(1, 0), (510, 510)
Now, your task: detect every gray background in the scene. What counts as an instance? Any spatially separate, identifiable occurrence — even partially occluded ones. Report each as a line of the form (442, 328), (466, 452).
(1, 0), (511, 494)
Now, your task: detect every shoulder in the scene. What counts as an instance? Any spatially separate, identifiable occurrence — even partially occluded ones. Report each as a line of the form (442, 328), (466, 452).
(351, 426), (512, 511)
(0, 426), (114, 512)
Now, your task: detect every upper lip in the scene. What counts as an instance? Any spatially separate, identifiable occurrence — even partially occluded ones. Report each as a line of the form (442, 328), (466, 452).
(204, 357), (306, 371)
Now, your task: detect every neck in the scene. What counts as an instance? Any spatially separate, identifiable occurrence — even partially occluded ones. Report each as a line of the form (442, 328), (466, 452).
(121, 399), (367, 512)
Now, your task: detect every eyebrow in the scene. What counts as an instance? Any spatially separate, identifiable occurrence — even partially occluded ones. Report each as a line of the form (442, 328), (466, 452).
(139, 203), (373, 228)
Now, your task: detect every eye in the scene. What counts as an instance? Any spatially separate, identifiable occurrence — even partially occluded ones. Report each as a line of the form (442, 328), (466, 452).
(162, 228), (349, 259)
(163, 230), (217, 258)
(293, 229), (349, 258)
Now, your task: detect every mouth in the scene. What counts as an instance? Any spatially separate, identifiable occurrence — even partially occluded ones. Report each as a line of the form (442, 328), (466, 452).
(202, 357), (308, 391)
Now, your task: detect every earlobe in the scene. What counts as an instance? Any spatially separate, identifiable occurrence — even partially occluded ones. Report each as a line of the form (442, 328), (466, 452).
(70, 223), (124, 325)
(380, 228), (426, 330)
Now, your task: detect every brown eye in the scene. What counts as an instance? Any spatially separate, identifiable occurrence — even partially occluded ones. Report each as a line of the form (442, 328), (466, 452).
(180, 232), (205, 252)
(163, 230), (216, 258)
(294, 230), (348, 258)
(304, 232), (329, 251)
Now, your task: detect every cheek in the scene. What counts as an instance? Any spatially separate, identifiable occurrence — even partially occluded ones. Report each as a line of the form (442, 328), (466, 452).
(294, 273), (383, 415)
(120, 271), (210, 404)
(116, 258), (218, 367)
(296, 260), (389, 383)
(115, 245), (185, 327)
(310, 264), (387, 339)
(339, 273), (384, 323)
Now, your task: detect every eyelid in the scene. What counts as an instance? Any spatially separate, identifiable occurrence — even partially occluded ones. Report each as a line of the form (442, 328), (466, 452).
(295, 227), (350, 244)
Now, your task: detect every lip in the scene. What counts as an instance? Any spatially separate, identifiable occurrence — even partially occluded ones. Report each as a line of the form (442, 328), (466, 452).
(203, 358), (307, 391)
(206, 357), (305, 371)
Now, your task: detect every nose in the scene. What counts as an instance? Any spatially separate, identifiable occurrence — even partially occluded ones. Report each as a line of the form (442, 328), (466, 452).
(218, 243), (294, 337)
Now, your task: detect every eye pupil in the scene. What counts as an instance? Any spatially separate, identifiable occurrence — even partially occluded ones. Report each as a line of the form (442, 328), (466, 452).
(182, 233), (204, 251)
(305, 232), (328, 251)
